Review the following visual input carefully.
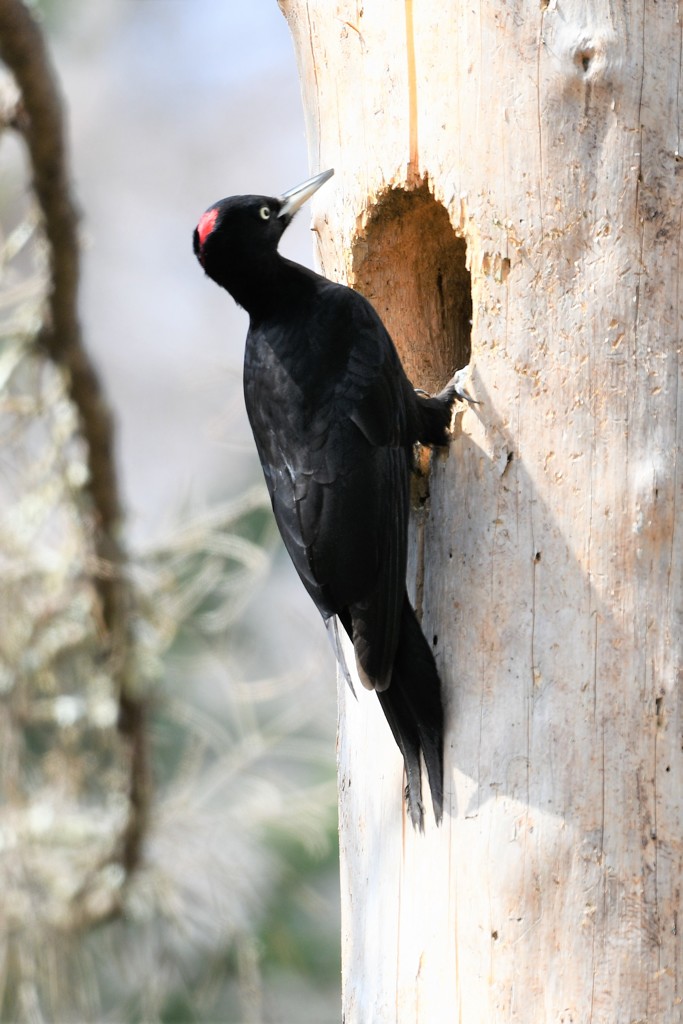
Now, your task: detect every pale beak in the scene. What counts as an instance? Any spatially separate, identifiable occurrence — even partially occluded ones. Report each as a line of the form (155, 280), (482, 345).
(278, 168), (334, 220)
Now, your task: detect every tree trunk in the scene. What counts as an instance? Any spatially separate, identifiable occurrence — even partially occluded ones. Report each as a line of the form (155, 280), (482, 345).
(280, 1), (683, 1020)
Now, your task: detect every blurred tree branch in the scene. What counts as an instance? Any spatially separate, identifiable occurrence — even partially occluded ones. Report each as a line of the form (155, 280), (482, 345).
(0, 6), (342, 1019)
(0, 0), (147, 873)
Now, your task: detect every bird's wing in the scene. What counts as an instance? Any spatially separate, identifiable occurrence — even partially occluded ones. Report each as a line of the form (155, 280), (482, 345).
(246, 284), (413, 688)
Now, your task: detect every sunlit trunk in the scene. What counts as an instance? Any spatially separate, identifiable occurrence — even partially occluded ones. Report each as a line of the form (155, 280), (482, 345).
(281, 1), (683, 1019)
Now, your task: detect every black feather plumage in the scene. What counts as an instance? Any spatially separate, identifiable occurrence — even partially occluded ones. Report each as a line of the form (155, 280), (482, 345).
(194, 171), (466, 827)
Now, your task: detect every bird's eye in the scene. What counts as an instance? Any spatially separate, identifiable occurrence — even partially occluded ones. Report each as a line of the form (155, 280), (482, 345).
(259, 205), (271, 220)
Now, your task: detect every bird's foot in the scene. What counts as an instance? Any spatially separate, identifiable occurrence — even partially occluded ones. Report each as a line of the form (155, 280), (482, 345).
(413, 365), (478, 446)
(438, 366), (480, 407)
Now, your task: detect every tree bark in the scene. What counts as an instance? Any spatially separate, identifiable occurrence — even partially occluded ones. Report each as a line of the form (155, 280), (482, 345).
(281, 1), (683, 1020)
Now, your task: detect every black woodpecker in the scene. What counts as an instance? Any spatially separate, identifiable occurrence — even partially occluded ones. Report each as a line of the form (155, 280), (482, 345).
(193, 169), (472, 828)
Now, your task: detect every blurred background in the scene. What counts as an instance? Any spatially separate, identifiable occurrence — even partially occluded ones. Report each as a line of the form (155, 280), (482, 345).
(0, 1), (341, 1021)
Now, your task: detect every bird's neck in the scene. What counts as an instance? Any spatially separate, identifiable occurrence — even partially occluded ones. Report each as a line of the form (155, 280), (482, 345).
(222, 253), (312, 321)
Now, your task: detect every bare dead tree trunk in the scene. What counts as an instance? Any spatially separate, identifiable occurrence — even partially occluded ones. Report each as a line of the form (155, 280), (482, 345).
(281, 1), (683, 1019)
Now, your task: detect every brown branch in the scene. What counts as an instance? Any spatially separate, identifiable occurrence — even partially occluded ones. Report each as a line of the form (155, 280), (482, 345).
(0, 0), (147, 876)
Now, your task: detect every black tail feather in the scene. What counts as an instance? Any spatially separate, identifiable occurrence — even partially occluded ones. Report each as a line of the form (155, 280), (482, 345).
(377, 594), (444, 828)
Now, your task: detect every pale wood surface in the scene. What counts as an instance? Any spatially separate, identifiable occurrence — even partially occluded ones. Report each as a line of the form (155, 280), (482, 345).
(281, 1), (683, 1020)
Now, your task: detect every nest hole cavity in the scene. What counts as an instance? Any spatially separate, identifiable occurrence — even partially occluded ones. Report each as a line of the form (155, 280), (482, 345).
(351, 182), (472, 395)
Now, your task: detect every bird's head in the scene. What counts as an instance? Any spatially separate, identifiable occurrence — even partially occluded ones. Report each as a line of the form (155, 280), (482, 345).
(193, 169), (334, 299)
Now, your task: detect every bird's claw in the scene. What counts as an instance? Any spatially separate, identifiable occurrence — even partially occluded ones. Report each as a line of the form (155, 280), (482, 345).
(443, 366), (480, 406)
